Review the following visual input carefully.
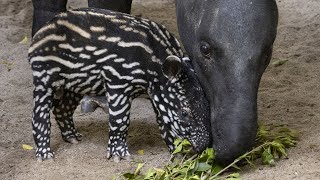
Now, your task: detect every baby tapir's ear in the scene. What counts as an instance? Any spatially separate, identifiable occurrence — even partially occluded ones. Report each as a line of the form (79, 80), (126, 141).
(162, 55), (182, 80)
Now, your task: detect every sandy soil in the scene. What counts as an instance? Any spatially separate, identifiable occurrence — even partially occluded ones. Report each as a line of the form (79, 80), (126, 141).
(0, 0), (319, 179)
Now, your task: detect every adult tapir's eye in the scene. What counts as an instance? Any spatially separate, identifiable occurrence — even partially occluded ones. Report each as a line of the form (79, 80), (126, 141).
(200, 42), (211, 58)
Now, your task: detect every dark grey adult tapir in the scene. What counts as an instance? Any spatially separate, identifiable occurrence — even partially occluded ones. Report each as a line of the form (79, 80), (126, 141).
(31, 0), (279, 164)
(176, 0), (279, 164)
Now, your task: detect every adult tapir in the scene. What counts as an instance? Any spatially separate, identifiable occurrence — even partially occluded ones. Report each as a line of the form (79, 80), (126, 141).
(31, 0), (279, 164)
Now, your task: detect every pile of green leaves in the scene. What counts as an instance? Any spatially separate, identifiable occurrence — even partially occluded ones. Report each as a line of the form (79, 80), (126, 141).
(122, 123), (298, 180)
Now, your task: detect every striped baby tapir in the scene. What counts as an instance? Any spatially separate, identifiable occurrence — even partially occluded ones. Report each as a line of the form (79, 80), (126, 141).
(28, 8), (211, 161)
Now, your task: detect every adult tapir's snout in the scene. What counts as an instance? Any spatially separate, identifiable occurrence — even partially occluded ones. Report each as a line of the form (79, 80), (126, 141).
(176, 0), (278, 164)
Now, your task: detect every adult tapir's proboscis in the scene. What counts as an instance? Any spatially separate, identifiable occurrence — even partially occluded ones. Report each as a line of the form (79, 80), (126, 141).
(176, 0), (279, 164)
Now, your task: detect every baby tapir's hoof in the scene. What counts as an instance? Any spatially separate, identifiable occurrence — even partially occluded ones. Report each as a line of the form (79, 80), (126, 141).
(63, 132), (83, 144)
(80, 95), (108, 113)
(107, 151), (132, 163)
(36, 147), (54, 162)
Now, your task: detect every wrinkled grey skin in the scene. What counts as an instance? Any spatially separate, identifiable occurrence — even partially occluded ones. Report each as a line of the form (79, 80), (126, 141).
(176, 0), (278, 164)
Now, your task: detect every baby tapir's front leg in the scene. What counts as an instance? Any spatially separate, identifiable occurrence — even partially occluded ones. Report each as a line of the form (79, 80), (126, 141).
(32, 88), (54, 160)
(106, 90), (133, 162)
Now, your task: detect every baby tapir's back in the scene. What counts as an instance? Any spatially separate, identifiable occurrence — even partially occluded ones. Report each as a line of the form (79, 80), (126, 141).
(28, 8), (184, 95)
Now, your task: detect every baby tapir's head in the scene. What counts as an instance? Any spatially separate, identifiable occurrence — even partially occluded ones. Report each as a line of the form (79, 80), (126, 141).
(152, 55), (212, 153)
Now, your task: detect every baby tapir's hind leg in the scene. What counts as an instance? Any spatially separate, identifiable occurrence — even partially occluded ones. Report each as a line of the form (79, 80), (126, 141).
(52, 91), (83, 144)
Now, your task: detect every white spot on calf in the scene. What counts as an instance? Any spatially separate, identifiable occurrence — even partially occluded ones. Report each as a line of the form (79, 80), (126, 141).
(163, 116), (170, 124)
(85, 46), (97, 51)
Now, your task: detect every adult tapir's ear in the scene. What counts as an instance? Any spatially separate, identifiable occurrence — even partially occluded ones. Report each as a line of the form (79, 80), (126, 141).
(162, 55), (182, 80)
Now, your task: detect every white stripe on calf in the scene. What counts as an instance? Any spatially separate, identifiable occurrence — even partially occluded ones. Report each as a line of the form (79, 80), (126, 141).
(124, 86), (133, 93)
(109, 104), (129, 116)
(57, 20), (91, 39)
(29, 34), (66, 53)
(93, 49), (108, 56)
(117, 41), (153, 54)
(78, 76), (96, 87)
(107, 83), (129, 89)
(30, 56), (84, 68)
(122, 62), (140, 68)
(33, 23), (56, 38)
(80, 64), (96, 71)
(111, 19), (127, 24)
(92, 80), (102, 90)
(105, 37), (121, 43)
(120, 96), (127, 105)
(100, 71), (112, 82)
(97, 54), (118, 63)
(58, 43), (84, 52)
(114, 58), (125, 63)
(112, 94), (124, 107)
(81, 88), (92, 94)
(60, 73), (87, 79)
(87, 11), (116, 19)
(69, 10), (86, 16)
(79, 53), (91, 59)
(131, 79), (147, 84)
(65, 79), (81, 89)
(90, 26), (106, 32)
(108, 93), (119, 101)
(103, 66), (134, 80)
(131, 69), (145, 75)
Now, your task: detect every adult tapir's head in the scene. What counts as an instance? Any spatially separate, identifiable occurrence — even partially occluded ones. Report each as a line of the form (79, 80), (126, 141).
(176, 0), (278, 164)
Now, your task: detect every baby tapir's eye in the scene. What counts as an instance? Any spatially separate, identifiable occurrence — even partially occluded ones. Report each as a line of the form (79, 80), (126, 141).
(181, 109), (188, 117)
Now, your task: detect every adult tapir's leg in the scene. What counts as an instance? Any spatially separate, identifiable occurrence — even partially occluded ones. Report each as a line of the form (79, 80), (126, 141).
(88, 0), (133, 14)
(32, 0), (67, 36)
(32, 0), (133, 36)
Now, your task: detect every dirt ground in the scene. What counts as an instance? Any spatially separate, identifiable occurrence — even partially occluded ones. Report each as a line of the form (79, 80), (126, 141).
(0, 0), (319, 179)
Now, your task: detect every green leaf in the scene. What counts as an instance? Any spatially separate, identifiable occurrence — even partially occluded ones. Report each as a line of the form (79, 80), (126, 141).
(211, 165), (223, 174)
(195, 162), (211, 172)
(272, 59), (288, 67)
(262, 147), (275, 166)
(123, 173), (135, 179)
(173, 143), (183, 154)
(134, 163), (144, 176)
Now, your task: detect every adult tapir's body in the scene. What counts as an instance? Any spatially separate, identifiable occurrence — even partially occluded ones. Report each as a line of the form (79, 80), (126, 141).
(32, 0), (279, 164)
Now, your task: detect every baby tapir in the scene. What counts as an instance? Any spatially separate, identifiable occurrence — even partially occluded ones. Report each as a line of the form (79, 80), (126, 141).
(28, 8), (211, 161)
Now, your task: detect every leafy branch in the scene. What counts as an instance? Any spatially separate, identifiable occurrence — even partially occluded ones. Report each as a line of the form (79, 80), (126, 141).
(122, 123), (298, 180)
